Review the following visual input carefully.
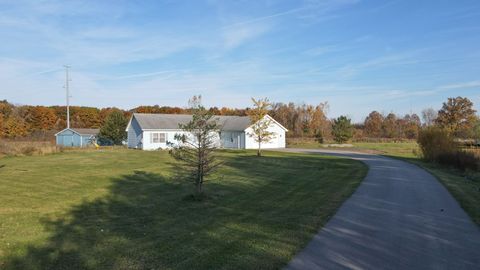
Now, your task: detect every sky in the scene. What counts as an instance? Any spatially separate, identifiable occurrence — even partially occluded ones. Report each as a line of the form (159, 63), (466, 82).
(0, 0), (479, 122)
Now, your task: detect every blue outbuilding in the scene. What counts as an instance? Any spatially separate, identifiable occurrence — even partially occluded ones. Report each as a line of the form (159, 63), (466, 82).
(55, 128), (99, 147)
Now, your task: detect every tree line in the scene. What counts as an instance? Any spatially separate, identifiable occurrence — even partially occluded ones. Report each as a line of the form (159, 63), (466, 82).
(1, 97), (479, 141)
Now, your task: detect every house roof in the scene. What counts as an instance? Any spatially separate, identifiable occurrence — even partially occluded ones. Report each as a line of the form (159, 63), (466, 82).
(55, 128), (99, 136)
(131, 113), (253, 131)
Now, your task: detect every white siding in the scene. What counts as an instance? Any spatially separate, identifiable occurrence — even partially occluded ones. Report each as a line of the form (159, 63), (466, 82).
(220, 131), (245, 149)
(244, 120), (286, 149)
(141, 130), (221, 150)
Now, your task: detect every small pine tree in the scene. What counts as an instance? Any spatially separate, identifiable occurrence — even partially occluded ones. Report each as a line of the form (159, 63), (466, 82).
(98, 110), (128, 145)
(168, 96), (222, 198)
(331, 116), (353, 143)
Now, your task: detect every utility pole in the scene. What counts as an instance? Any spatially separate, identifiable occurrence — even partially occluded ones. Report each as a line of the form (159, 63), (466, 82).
(64, 65), (71, 129)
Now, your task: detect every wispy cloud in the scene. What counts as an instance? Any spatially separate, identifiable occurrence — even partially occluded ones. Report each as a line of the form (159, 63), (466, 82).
(438, 81), (480, 90)
(221, 7), (304, 29)
(222, 23), (271, 49)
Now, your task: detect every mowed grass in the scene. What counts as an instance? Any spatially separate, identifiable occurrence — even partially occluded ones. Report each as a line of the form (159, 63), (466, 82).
(0, 148), (367, 269)
(288, 138), (480, 225)
(287, 138), (419, 157)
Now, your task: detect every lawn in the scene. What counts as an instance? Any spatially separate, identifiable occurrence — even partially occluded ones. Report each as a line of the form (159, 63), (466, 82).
(0, 148), (367, 270)
(287, 138), (480, 225)
(287, 138), (419, 157)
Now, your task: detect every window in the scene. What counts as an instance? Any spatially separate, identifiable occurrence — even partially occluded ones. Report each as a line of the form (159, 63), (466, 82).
(151, 132), (167, 143)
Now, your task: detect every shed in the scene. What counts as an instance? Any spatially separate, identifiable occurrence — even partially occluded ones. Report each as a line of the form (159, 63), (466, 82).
(55, 128), (99, 147)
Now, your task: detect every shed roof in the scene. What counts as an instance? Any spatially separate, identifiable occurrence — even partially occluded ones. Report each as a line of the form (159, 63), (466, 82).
(132, 113), (253, 131)
(72, 128), (100, 135)
(55, 128), (99, 136)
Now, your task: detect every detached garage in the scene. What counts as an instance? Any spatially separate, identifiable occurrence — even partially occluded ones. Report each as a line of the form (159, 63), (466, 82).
(55, 128), (99, 147)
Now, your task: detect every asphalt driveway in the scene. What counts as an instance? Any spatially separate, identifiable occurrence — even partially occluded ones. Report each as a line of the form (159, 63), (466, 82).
(283, 148), (480, 270)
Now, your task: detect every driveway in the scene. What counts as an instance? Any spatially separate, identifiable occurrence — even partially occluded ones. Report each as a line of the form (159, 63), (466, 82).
(282, 148), (480, 270)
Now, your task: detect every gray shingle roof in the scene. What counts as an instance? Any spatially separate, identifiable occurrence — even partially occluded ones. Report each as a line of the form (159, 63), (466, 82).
(71, 128), (100, 135)
(132, 113), (252, 131)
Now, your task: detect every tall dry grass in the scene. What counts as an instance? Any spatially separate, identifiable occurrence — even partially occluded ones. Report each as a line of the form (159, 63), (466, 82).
(0, 140), (61, 157)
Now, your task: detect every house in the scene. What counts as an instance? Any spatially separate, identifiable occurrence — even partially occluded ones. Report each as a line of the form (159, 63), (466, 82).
(55, 128), (99, 147)
(126, 113), (287, 150)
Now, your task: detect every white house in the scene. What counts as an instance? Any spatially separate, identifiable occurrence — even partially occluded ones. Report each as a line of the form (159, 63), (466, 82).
(126, 113), (287, 150)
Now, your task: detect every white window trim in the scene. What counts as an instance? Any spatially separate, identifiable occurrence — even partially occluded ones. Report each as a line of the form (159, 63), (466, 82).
(151, 132), (167, 143)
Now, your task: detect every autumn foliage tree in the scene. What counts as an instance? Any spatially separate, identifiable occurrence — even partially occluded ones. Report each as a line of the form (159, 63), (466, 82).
(28, 106), (58, 131)
(248, 98), (275, 157)
(3, 116), (29, 138)
(436, 97), (477, 138)
(364, 111), (384, 138)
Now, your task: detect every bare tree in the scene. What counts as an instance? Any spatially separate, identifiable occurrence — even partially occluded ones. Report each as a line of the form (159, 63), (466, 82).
(168, 96), (222, 198)
(247, 97), (275, 157)
(421, 108), (437, 127)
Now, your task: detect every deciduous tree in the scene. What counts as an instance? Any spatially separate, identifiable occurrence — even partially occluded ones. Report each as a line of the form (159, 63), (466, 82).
(247, 97), (275, 156)
(3, 116), (29, 138)
(29, 106), (57, 131)
(474, 117), (480, 141)
(402, 114), (421, 139)
(0, 113), (4, 137)
(364, 111), (384, 137)
(421, 108), (437, 127)
(382, 113), (398, 138)
(436, 97), (477, 138)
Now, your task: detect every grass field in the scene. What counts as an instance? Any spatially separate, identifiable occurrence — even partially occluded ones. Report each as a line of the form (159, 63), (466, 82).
(0, 148), (367, 269)
(287, 138), (480, 225)
(287, 138), (419, 157)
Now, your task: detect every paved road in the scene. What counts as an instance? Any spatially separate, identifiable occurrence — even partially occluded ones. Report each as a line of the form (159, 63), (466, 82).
(283, 148), (480, 270)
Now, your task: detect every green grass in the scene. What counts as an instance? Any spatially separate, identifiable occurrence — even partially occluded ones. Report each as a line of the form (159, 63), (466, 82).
(288, 138), (480, 225)
(0, 148), (367, 269)
(287, 138), (419, 157)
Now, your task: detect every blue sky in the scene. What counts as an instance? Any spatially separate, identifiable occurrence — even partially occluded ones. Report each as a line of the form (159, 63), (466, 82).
(0, 0), (479, 121)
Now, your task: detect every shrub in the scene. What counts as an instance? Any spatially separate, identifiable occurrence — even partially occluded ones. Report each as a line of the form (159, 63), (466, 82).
(0, 140), (58, 157)
(417, 127), (456, 161)
(418, 127), (480, 171)
(21, 146), (37, 156)
(315, 132), (324, 144)
(437, 151), (479, 171)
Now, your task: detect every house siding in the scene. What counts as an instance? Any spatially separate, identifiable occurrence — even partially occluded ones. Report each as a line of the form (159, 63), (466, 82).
(141, 130), (222, 150)
(220, 131), (245, 149)
(244, 120), (286, 149)
(127, 117), (143, 149)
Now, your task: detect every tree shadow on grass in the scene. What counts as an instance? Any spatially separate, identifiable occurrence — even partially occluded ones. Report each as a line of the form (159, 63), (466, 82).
(2, 154), (362, 270)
